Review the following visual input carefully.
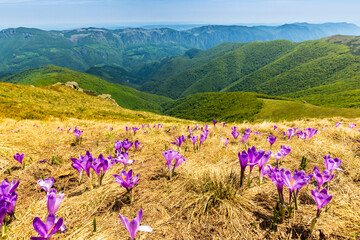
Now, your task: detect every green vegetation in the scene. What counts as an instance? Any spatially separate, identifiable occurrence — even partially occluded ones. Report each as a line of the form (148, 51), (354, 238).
(150, 40), (297, 98)
(0, 82), (170, 122)
(0, 65), (172, 113)
(162, 92), (264, 122)
(161, 91), (360, 122)
(255, 99), (360, 122)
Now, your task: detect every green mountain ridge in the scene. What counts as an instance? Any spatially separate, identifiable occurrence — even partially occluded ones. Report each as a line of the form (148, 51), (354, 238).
(1, 23), (359, 73)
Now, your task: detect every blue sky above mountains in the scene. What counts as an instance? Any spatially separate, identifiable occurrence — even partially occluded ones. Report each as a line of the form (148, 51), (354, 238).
(0, 0), (359, 29)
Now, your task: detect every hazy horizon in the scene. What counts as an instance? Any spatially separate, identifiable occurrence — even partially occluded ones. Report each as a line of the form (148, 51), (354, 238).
(1, 0), (360, 30)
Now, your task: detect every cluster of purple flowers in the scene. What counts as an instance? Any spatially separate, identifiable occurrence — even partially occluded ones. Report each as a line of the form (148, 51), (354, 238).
(0, 180), (20, 226)
(163, 148), (187, 179)
(238, 146), (272, 186)
(311, 155), (343, 218)
(71, 151), (115, 186)
(32, 177), (65, 239)
(283, 127), (318, 140)
(115, 139), (143, 153)
(188, 125), (210, 151)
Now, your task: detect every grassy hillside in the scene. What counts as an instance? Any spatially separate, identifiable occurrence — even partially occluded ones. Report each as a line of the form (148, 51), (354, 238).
(0, 65), (172, 113)
(162, 92), (264, 122)
(1, 108), (360, 238)
(151, 40), (297, 98)
(162, 91), (360, 122)
(0, 82), (178, 123)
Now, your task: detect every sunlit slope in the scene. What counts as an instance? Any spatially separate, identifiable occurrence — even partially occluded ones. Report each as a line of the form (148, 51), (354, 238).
(0, 65), (172, 113)
(162, 92), (360, 122)
(0, 82), (176, 123)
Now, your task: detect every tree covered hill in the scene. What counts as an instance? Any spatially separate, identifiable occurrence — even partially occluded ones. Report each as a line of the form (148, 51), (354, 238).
(1, 22), (359, 73)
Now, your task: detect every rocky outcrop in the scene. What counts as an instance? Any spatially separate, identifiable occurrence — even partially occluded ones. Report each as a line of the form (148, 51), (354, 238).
(98, 94), (118, 106)
(53, 81), (118, 106)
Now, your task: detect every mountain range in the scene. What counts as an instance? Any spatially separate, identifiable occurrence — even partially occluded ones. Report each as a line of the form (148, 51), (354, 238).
(2, 23), (360, 122)
(1, 22), (359, 73)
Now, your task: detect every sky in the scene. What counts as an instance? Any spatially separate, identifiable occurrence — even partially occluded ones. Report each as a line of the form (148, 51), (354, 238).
(0, 0), (359, 30)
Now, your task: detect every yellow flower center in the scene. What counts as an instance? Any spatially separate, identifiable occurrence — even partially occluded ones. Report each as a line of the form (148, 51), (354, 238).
(290, 179), (295, 186)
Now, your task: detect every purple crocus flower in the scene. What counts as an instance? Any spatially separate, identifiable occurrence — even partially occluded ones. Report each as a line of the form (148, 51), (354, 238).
(313, 166), (334, 189)
(349, 123), (356, 129)
(0, 193), (18, 216)
(163, 149), (180, 170)
(258, 151), (272, 183)
(280, 145), (291, 157)
(31, 213), (63, 240)
(114, 169), (139, 191)
(241, 132), (250, 144)
(305, 128), (318, 139)
(220, 136), (229, 148)
(115, 151), (135, 170)
(47, 189), (64, 214)
(188, 128), (194, 135)
(283, 169), (313, 205)
(190, 136), (198, 147)
(74, 128), (83, 139)
(146, 124), (149, 128)
(199, 134), (206, 148)
(101, 155), (115, 175)
(0, 180), (20, 196)
(296, 131), (307, 140)
(247, 146), (265, 174)
(141, 124), (145, 128)
(122, 139), (133, 152)
(286, 129), (296, 140)
(213, 120), (218, 127)
(324, 155), (343, 172)
(231, 127), (240, 140)
(222, 122), (226, 127)
(114, 141), (123, 154)
(132, 127), (140, 135)
(134, 140), (143, 150)
(37, 177), (54, 193)
(274, 125), (278, 130)
(238, 150), (256, 187)
(335, 122), (341, 128)
(311, 188), (332, 217)
(13, 153), (24, 165)
(71, 151), (93, 178)
(158, 124), (163, 128)
(163, 149), (186, 178)
(171, 135), (185, 148)
(109, 127), (113, 131)
(267, 135), (277, 147)
(266, 165), (285, 203)
(119, 209), (152, 240)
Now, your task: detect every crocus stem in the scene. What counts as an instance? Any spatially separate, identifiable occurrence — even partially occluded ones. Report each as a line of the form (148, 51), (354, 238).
(89, 177), (93, 190)
(2, 221), (6, 237)
(79, 174), (83, 185)
(293, 192), (298, 210)
(240, 171), (244, 187)
(22, 161), (25, 170)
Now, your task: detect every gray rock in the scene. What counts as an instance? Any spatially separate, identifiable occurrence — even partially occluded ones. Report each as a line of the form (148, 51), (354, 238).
(65, 81), (80, 90)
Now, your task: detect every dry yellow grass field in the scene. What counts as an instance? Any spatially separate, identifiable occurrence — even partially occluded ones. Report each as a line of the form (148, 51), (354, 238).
(0, 116), (359, 240)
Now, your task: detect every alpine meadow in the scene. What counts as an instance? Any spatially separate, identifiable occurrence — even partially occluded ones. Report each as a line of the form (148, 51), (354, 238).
(1, 1), (360, 239)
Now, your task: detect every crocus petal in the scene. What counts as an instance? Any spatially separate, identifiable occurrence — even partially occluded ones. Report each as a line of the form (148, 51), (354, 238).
(33, 217), (47, 237)
(138, 225), (153, 232)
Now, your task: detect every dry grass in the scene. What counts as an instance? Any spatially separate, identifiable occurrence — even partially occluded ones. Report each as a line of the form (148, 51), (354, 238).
(0, 117), (360, 239)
